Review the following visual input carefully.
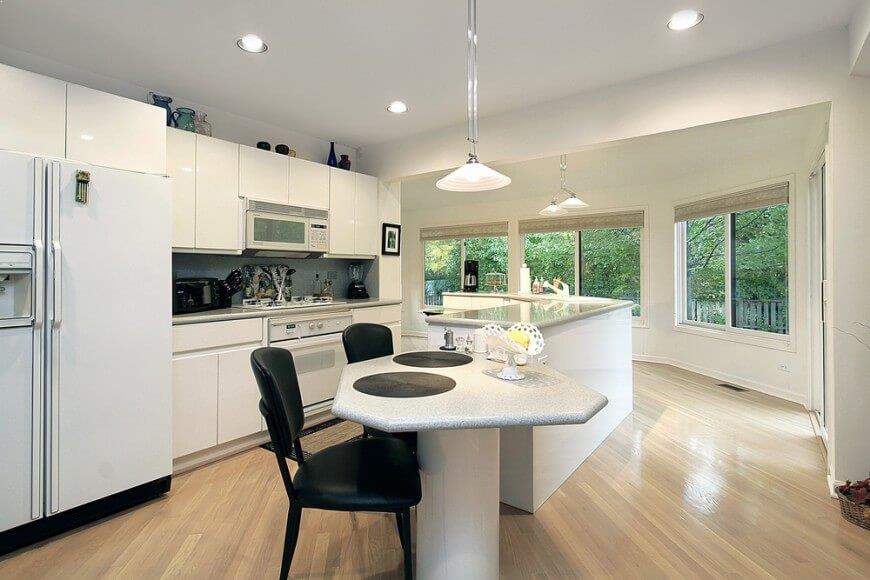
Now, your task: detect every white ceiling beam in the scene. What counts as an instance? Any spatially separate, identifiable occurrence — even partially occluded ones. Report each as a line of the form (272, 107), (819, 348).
(849, 0), (870, 76)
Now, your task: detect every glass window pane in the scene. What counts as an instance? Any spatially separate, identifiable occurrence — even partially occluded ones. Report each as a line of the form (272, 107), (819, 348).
(523, 232), (576, 293)
(424, 239), (461, 305)
(465, 236), (509, 292)
(580, 228), (642, 316)
(732, 204), (789, 334)
(685, 216), (726, 325)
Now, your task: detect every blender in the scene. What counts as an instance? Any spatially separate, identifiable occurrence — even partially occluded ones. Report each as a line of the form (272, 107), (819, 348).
(347, 262), (369, 299)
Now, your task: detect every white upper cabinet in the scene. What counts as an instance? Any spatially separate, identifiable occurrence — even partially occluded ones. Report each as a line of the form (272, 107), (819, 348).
(239, 145), (289, 204)
(289, 157), (330, 210)
(328, 168), (356, 255)
(0, 63), (66, 158)
(195, 135), (240, 251)
(167, 128), (196, 249)
(354, 173), (379, 256)
(66, 84), (165, 174)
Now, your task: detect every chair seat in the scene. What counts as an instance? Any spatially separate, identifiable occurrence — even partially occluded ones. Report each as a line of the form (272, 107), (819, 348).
(365, 426), (418, 450)
(293, 437), (421, 512)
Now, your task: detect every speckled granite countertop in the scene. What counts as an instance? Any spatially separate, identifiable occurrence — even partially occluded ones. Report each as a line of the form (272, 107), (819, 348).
(172, 298), (402, 325)
(332, 352), (608, 432)
(428, 293), (632, 329)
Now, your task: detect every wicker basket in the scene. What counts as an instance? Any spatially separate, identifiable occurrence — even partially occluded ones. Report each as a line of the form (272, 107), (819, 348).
(836, 490), (870, 530)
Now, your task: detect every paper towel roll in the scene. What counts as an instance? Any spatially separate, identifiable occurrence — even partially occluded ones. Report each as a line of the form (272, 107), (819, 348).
(520, 263), (531, 293)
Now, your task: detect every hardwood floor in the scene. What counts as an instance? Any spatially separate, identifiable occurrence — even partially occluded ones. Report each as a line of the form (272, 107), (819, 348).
(2, 361), (868, 578)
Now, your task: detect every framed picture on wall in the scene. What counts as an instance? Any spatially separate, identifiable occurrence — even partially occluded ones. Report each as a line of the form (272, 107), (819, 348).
(381, 223), (401, 256)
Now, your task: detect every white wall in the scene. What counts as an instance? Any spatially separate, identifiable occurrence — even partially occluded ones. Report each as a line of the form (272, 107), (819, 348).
(0, 45), (357, 166)
(360, 29), (848, 181)
(828, 76), (870, 482)
(402, 108), (827, 406)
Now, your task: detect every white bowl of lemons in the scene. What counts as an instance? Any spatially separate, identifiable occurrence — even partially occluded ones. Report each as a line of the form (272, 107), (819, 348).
(481, 323), (544, 380)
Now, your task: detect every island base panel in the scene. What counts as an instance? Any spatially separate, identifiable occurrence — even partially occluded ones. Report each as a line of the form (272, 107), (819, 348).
(416, 428), (500, 580)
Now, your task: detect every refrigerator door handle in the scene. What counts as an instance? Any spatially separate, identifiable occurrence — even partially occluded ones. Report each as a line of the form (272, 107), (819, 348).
(31, 239), (45, 519)
(51, 241), (62, 327)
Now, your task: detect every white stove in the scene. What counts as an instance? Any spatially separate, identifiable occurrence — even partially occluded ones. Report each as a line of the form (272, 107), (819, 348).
(236, 296), (346, 310)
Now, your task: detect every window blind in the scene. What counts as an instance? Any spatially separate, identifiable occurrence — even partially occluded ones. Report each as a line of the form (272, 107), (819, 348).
(419, 221), (509, 241)
(674, 183), (789, 223)
(518, 210), (644, 235)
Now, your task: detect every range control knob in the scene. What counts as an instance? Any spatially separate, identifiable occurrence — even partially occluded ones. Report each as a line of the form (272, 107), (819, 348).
(309, 322), (316, 329)
(316, 322), (324, 329)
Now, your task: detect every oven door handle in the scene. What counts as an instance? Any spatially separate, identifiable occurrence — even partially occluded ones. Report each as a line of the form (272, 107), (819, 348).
(277, 332), (344, 349)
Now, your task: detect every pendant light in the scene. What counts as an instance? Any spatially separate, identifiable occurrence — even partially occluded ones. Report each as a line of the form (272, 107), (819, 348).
(538, 154), (588, 215)
(436, 0), (511, 192)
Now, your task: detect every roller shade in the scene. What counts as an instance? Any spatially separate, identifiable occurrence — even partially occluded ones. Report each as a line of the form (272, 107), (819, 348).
(518, 210), (644, 235)
(674, 183), (789, 223)
(419, 221), (509, 241)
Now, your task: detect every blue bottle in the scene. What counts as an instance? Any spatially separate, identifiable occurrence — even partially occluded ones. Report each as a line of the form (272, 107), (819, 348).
(149, 93), (174, 127)
(327, 142), (338, 167)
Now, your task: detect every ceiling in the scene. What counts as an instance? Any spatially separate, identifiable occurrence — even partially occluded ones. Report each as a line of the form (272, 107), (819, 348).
(0, 1), (857, 147)
(402, 104), (830, 210)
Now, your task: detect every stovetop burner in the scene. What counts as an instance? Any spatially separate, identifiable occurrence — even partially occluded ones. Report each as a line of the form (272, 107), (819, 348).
(236, 296), (345, 310)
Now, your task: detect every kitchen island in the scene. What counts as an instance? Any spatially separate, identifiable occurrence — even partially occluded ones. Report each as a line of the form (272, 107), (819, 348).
(427, 292), (634, 513)
(332, 352), (608, 580)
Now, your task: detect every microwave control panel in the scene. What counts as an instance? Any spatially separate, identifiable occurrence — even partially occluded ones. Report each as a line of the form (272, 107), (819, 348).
(309, 219), (329, 252)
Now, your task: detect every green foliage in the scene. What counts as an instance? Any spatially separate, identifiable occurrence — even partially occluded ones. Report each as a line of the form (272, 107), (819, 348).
(466, 236), (509, 291)
(580, 228), (642, 315)
(523, 232), (576, 291)
(423, 239), (461, 304)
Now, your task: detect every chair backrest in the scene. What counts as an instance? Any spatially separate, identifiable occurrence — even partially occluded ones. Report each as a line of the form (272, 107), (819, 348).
(342, 323), (394, 364)
(251, 347), (306, 461)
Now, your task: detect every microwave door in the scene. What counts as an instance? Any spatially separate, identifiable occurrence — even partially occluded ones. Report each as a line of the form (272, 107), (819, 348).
(246, 212), (309, 251)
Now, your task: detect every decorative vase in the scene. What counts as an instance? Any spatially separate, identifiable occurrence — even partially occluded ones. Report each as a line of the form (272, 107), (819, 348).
(193, 112), (212, 136)
(338, 154), (351, 170)
(275, 144), (290, 155)
(149, 93), (173, 127)
(327, 141), (338, 167)
(256, 141), (271, 151)
(171, 107), (196, 132)
(288, 149), (297, 157)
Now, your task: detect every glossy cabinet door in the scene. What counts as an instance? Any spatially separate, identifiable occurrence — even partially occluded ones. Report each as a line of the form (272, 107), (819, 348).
(239, 145), (289, 204)
(195, 135), (240, 251)
(172, 353), (219, 458)
(167, 128), (196, 249)
(328, 168), (356, 254)
(289, 157), (330, 209)
(354, 173), (379, 256)
(217, 346), (264, 444)
(66, 84), (165, 174)
(0, 63), (66, 158)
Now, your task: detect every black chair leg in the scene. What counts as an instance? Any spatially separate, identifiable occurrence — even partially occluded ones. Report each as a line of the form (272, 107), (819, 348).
(399, 508), (412, 579)
(280, 502), (303, 579)
(395, 512), (405, 549)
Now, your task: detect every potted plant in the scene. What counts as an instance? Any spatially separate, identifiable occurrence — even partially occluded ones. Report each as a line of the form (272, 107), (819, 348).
(836, 477), (870, 530)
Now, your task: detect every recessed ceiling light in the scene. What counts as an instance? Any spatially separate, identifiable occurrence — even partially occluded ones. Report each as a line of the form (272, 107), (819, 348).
(667, 10), (704, 31)
(237, 34), (267, 53)
(387, 101), (408, 114)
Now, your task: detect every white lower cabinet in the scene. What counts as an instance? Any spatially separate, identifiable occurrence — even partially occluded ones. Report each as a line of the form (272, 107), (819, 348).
(172, 352), (219, 458)
(387, 322), (402, 354)
(352, 305), (402, 353)
(217, 346), (263, 444)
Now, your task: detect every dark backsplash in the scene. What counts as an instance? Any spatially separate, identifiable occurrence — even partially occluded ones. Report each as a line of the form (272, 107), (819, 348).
(172, 253), (373, 303)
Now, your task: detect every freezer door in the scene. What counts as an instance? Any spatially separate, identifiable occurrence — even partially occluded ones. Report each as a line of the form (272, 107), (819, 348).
(46, 161), (172, 514)
(0, 151), (41, 245)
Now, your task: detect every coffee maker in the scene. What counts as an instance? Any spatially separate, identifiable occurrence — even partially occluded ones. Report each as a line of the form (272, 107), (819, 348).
(463, 260), (479, 292)
(347, 262), (370, 299)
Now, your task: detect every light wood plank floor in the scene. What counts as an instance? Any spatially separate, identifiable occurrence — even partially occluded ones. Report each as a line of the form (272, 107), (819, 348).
(2, 362), (868, 578)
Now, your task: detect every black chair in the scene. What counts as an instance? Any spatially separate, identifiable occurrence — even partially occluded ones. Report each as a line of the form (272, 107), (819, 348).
(251, 347), (421, 579)
(342, 323), (417, 449)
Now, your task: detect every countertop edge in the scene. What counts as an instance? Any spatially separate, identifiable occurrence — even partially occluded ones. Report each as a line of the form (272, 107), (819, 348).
(173, 299), (402, 325)
(331, 394), (609, 433)
(426, 300), (633, 329)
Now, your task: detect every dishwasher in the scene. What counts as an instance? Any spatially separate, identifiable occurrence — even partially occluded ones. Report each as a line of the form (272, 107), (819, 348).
(267, 310), (352, 413)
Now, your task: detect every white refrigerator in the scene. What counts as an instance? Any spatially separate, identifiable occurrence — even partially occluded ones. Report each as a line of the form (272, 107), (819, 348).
(0, 150), (171, 545)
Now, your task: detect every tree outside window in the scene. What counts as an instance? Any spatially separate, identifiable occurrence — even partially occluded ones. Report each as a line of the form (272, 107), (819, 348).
(580, 228), (642, 316)
(423, 239), (461, 305)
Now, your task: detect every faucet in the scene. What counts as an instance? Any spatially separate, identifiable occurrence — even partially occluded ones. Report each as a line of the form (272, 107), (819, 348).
(542, 279), (571, 299)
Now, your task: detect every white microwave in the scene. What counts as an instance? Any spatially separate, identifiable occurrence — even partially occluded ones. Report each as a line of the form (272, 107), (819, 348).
(243, 199), (329, 257)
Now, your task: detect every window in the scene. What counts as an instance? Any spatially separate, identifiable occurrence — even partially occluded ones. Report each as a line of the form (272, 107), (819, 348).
(521, 210), (645, 318)
(523, 232), (576, 292)
(423, 239), (461, 306)
(465, 236), (509, 292)
(677, 182), (790, 337)
(421, 222), (510, 305)
(580, 228), (642, 316)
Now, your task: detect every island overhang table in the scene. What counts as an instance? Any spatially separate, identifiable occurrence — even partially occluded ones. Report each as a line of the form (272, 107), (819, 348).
(332, 351), (608, 580)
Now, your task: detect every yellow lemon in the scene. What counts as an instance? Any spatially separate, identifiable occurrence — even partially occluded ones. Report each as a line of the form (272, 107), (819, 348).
(507, 329), (530, 349)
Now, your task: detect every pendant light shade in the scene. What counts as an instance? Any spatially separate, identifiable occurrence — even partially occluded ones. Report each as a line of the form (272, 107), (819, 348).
(436, 156), (512, 192)
(436, 0), (511, 192)
(539, 154), (588, 214)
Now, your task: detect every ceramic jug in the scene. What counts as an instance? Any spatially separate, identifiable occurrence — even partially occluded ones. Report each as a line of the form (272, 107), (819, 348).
(172, 107), (196, 132)
(194, 112), (212, 136)
(149, 93), (173, 127)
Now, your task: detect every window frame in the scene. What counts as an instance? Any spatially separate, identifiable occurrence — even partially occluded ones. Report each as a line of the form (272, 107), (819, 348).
(674, 176), (796, 351)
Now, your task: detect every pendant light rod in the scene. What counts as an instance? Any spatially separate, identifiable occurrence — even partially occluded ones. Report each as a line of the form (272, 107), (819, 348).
(467, 0), (479, 158)
(560, 154), (568, 190)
